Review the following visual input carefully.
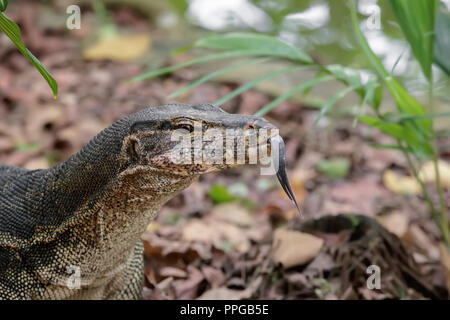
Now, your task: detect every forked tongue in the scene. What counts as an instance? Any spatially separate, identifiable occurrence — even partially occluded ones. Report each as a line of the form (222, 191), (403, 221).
(270, 135), (301, 216)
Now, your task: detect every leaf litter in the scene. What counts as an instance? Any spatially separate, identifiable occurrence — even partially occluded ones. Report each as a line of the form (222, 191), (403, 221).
(0, 1), (449, 300)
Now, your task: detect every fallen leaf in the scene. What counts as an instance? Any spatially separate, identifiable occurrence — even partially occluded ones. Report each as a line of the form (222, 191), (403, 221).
(142, 286), (172, 300)
(159, 267), (187, 279)
(197, 287), (244, 300)
(214, 222), (251, 253)
(146, 222), (162, 232)
(303, 252), (336, 276)
(199, 276), (263, 300)
(181, 219), (251, 253)
(211, 203), (253, 227)
(201, 266), (225, 288)
(227, 277), (246, 289)
(181, 219), (217, 243)
(272, 229), (324, 269)
(402, 224), (440, 260)
(383, 170), (422, 195)
(25, 104), (63, 142)
(23, 157), (49, 170)
(173, 266), (204, 299)
(323, 176), (389, 216)
(0, 136), (14, 153)
(419, 160), (450, 188)
(377, 211), (409, 238)
(83, 33), (151, 62)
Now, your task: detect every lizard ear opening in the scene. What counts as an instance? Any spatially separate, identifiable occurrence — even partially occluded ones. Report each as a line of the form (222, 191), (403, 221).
(128, 137), (141, 162)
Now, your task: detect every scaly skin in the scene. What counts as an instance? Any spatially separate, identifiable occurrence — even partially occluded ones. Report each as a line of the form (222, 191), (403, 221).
(0, 103), (276, 299)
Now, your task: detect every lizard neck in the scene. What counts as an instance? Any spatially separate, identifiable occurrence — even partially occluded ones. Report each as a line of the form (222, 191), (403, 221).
(0, 119), (129, 243)
(89, 165), (198, 246)
(45, 167), (197, 289)
(29, 155), (198, 290)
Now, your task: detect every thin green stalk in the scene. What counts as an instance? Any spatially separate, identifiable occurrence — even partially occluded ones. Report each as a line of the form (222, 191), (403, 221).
(401, 142), (440, 227)
(428, 77), (450, 247)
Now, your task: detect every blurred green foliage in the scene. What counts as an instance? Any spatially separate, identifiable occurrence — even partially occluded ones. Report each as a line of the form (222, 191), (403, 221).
(316, 157), (351, 179)
(135, 0), (450, 247)
(0, 3), (57, 97)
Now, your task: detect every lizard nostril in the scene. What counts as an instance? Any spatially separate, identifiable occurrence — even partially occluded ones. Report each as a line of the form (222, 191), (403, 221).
(245, 124), (256, 130)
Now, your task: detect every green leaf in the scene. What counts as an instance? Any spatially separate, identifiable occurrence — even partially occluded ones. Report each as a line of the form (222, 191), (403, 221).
(165, 213), (183, 226)
(0, 12), (58, 98)
(323, 65), (382, 109)
(255, 75), (333, 117)
(316, 157), (351, 179)
(129, 50), (277, 82)
(315, 84), (361, 125)
(0, 0), (8, 12)
(166, 0), (188, 15)
(350, 1), (432, 148)
(388, 111), (450, 123)
(169, 58), (268, 99)
(208, 184), (235, 204)
(349, 5), (389, 79)
(195, 32), (313, 64)
(371, 144), (407, 151)
(389, 0), (439, 80)
(359, 116), (433, 156)
(365, 76), (383, 110)
(435, 4), (450, 76)
(15, 142), (39, 152)
(325, 65), (362, 88)
(215, 66), (307, 105)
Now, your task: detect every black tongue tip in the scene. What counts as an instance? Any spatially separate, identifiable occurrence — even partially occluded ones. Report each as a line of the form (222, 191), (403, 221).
(271, 135), (302, 218)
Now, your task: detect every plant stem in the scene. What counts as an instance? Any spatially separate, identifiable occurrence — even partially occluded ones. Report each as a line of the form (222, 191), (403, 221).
(429, 77), (450, 248)
(400, 142), (440, 227)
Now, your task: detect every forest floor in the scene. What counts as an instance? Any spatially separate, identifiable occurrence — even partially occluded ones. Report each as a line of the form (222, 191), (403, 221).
(1, 1), (449, 299)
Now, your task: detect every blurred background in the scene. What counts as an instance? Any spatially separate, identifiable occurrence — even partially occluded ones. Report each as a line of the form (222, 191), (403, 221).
(1, 0), (450, 299)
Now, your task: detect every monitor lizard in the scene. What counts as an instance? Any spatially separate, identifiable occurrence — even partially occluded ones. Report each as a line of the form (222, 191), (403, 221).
(0, 103), (297, 299)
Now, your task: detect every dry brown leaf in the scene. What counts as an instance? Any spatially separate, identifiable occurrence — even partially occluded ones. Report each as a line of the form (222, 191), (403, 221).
(272, 229), (323, 269)
(383, 170), (421, 195)
(303, 252), (335, 275)
(0, 136), (15, 153)
(58, 119), (106, 152)
(198, 276), (263, 300)
(419, 160), (450, 188)
(181, 219), (251, 253)
(146, 222), (162, 233)
(159, 267), (187, 279)
(377, 211), (409, 238)
(402, 224), (440, 260)
(181, 219), (217, 243)
(173, 266), (204, 299)
(323, 176), (389, 216)
(197, 287), (245, 300)
(201, 266), (225, 288)
(214, 222), (250, 253)
(23, 157), (49, 170)
(25, 104), (63, 142)
(211, 203), (253, 227)
(83, 34), (151, 62)
(439, 243), (450, 293)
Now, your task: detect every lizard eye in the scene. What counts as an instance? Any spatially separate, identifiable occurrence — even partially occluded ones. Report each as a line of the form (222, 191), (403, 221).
(176, 121), (194, 133)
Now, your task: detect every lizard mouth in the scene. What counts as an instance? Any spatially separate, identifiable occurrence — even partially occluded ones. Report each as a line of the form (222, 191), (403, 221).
(270, 135), (301, 216)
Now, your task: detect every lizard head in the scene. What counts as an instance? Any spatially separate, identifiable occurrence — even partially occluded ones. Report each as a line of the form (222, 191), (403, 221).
(122, 103), (277, 175)
(119, 103), (299, 212)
